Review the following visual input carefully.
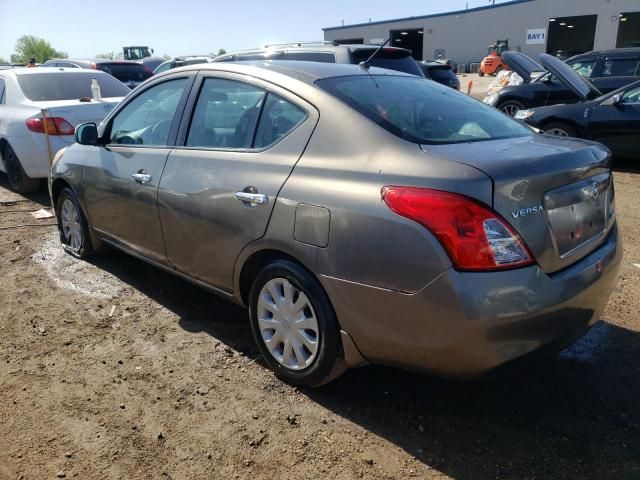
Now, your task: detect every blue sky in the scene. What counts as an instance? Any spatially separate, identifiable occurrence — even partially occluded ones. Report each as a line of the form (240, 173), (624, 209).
(0, 0), (510, 60)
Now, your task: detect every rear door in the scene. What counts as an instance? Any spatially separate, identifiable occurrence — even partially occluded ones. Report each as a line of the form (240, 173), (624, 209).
(158, 72), (318, 291)
(82, 75), (194, 263)
(591, 55), (640, 94)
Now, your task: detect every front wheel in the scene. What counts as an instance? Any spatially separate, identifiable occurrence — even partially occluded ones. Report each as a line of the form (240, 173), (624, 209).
(542, 122), (577, 138)
(248, 259), (346, 387)
(55, 187), (95, 259)
(497, 100), (525, 117)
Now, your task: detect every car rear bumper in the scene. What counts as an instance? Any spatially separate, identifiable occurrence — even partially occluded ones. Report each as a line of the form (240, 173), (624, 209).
(320, 225), (622, 378)
(10, 134), (72, 178)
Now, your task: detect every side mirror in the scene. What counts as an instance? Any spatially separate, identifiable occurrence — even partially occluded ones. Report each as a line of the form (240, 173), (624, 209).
(75, 122), (99, 145)
(601, 93), (623, 107)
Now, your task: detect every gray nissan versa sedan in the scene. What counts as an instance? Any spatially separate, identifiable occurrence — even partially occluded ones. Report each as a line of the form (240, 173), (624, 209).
(49, 61), (622, 387)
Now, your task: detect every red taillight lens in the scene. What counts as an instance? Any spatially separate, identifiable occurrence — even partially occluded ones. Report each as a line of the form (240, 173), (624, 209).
(382, 186), (534, 271)
(25, 117), (75, 136)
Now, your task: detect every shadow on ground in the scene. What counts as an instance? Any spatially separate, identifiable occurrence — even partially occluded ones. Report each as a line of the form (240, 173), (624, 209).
(88, 248), (640, 480)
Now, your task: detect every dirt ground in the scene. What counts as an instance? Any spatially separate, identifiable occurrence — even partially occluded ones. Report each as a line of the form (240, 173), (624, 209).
(0, 161), (639, 480)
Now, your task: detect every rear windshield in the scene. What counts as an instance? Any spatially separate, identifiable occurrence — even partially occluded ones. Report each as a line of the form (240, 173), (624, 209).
(427, 66), (457, 82)
(17, 72), (130, 101)
(97, 63), (153, 82)
(351, 49), (424, 76)
(317, 75), (531, 145)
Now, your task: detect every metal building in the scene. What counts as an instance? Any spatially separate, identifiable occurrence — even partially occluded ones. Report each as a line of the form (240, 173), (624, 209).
(323, 0), (640, 65)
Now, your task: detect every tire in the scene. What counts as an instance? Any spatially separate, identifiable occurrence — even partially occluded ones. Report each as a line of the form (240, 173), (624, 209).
(542, 122), (577, 138)
(248, 259), (346, 387)
(478, 70), (485, 77)
(2, 144), (40, 193)
(497, 100), (525, 117)
(55, 187), (95, 259)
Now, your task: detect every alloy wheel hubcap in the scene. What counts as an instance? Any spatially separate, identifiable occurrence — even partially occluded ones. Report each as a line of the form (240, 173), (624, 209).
(60, 199), (82, 252)
(257, 277), (319, 370)
(546, 128), (569, 137)
(501, 103), (520, 116)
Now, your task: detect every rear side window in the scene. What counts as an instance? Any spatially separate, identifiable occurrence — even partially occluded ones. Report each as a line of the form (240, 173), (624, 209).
(599, 58), (640, 77)
(317, 75), (531, 145)
(98, 63), (153, 82)
(351, 49), (424, 76)
(254, 94), (306, 148)
(187, 78), (266, 149)
(568, 59), (596, 77)
(284, 52), (336, 63)
(16, 72), (130, 100)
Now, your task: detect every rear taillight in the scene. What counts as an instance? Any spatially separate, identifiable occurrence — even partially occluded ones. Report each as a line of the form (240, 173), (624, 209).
(26, 117), (75, 136)
(382, 186), (534, 271)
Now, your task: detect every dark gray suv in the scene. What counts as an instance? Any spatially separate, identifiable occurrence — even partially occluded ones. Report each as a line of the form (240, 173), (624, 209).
(213, 42), (424, 76)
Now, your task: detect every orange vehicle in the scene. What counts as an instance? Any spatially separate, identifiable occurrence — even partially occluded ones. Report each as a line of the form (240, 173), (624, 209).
(479, 39), (509, 77)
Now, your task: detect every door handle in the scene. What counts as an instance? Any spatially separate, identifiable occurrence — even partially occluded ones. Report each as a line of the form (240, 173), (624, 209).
(235, 191), (268, 206)
(132, 171), (152, 184)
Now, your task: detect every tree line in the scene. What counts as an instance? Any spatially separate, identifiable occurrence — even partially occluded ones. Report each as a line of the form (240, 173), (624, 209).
(1, 36), (228, 64)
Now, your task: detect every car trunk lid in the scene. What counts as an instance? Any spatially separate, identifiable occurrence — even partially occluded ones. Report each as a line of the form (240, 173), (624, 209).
(29, 98), (122, 142)
(421, 134), (615, 273)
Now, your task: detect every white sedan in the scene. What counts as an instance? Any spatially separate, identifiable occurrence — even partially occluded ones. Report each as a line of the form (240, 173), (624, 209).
(0, 67), (130, 192)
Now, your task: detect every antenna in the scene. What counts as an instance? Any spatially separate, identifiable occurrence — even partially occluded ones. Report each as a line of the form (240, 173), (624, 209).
(359, 38), (391, 70)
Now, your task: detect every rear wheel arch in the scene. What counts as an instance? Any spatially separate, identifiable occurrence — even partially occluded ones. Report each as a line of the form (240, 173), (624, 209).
(238, 249), (316, 306)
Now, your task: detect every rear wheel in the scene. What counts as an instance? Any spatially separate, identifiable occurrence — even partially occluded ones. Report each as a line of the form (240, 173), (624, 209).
(497, 100), (525, 117)
(2, 144), (40, 193)
(543, 122), (577, 138)
(248, 259), (346, 387)
(55, 187), (95, 259)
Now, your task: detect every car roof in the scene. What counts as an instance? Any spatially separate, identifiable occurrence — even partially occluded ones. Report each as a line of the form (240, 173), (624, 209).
(168, 60), (414, 85)
(46, 58), (143, 64)
(216, 43), (412, 60)
(578, 48), (640, 57)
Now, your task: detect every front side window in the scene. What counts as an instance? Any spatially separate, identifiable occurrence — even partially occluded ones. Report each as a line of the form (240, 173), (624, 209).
(621, 85), (640, 104)
(109, 78), (188, 146)
(254, 93), (307, 148)
(187, 78), (266, 149)
(317, 75), (531, 145)
(569, 59), (596, 77)
(600, 58), (640, 77)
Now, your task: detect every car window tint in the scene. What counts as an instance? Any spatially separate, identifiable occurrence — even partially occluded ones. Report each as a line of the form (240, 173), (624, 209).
(600, 58), (640, 77)
(318, 75), (531, 145)
(568, 59), (596, 77)
(622, 85), (640, 104)
(16, 72), (130, 101)
(0, 78), (5, 104)
(110, 78), (188, 146)
(254, 93), (306, 148)
(284, 52), (336, 63)
(154, 62), (171, 74)
(187, 78), (266, 149)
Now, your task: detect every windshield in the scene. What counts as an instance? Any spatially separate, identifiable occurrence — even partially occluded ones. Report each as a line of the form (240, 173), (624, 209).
(17, 72), (130, 101)
(97, 63), (153, 83)
(317, 75), (531, 145)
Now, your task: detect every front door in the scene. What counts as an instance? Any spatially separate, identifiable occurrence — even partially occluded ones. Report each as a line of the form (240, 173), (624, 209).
(158, 74), (318, 291)
(82, 76), (192, 263)
(588, 84), (640, 158)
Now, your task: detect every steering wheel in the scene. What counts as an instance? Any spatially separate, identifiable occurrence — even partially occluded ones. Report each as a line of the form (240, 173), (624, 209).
(149, 120), (172, 145)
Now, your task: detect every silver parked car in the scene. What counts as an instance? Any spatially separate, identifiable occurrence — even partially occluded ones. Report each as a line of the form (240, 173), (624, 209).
(50, 61), (622, 386)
